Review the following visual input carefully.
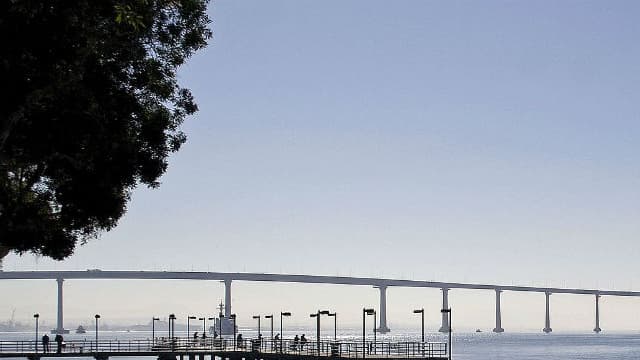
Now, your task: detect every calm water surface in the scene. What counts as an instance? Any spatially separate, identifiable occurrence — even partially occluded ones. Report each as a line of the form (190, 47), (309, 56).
(3, 330), (639, 360)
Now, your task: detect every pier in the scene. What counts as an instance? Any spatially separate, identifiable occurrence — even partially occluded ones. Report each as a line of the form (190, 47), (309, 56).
(0, 338), (448, 360)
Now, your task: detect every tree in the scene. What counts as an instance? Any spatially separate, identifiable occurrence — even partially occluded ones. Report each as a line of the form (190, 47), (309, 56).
(0, 0), (212, 261)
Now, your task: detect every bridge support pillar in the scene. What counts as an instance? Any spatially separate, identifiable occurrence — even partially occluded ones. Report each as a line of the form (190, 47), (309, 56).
(374, 285), (390, 333)
(54, 278), (67, 334)
(221, 279), (233, 334)
(594, 294), (601, 333)
(493, 289), (504, 333)
(224, 279), (232, 318)
(543, 291), (552, 333)
(439, 288), (450, 333)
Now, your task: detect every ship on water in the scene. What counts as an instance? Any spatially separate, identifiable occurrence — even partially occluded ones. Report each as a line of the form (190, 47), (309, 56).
(208, 301), (236, 336)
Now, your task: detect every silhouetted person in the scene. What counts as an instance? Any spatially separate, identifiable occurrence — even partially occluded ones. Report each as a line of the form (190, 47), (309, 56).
(193, 332), (198, 341)
(214, 330), (218, 339)
(300, 334), (307, 350)
(202, 332), (207, 340)
(274, 334), (280, 351)
(293, 335), (299, 350)
(237, 333), (243, 348)
(42, 334), (50, 353)
(54, 334), (63, 354)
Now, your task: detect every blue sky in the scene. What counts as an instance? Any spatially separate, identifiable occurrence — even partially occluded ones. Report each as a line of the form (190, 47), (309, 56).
(3, 0), (640, 331)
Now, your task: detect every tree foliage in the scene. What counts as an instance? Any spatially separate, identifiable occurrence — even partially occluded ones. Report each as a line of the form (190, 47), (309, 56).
(0, 0), (211, 260)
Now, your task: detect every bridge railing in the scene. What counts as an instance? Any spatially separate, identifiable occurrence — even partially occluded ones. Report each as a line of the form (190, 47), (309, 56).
(0, 338), (447, 358)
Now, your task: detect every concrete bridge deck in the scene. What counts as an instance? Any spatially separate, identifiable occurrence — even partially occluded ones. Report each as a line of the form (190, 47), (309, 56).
(2, 270), (637, 333)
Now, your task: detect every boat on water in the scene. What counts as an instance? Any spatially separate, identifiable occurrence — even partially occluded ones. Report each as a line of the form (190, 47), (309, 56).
(475, 329), (482, 333)
(76, 325), (87, 334)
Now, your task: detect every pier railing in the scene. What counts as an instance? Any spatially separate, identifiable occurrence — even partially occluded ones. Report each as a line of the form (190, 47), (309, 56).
(0, 338), (448, 359)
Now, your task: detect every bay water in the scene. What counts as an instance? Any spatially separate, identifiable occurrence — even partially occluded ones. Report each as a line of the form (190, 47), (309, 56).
(2, 330), (639, 359)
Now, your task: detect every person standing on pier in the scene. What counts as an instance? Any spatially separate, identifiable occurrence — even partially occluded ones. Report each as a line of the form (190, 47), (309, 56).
(42, 334), (50, 353)
(54, 334), (63, 354)
(300, 334), (307, 350)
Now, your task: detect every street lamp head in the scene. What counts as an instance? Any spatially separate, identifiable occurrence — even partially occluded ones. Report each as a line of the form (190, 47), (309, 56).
(188, 316), (196, 319)
(33, 314), (40, 318)
(95, 314), (101, 319)
(198, 318), (205, 321)
(281, 312), (291, 316)
(328, 313), (336, 317)
(364, 309), (375, 315)
(310, 314), (318, 318)
(252, 315), (260, 319)
(169, 314), (176, 319)
(153, 317), (160, 321)
(264, 315), (273, 319)
(319, 310), (330, 315)
(413, 309), (424, 314)
(441, 308), (451, 313)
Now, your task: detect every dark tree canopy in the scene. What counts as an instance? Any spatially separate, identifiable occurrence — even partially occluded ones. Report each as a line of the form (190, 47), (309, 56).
(0, 1), (212, 260)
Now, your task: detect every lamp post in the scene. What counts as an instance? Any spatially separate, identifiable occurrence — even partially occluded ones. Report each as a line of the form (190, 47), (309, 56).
(198, 317), (208, 336)
(34, 314), (39, 353)
(280, 312), (291, 353)
(363, 309), (375, 358)
(152, 317), (160, 345)
(441, 308), (452, 360)
(253, 315), (262, 351)
(230, 314), (237, 350)
(252, 315), (261, 337)
(169, 314), (176, 351)
(264, 315), (274, 340)
(198, 317), (205, 335)
(413, 309), (424, 343)
(264, 315), (273, 350)
(95, 314), (101, 352)
(372, 311), (376, 354)
(310, 310), (330, 355)
(327, 313), (337, 340)
(188, 316), (196, 339)
(168, 315), (172, 339)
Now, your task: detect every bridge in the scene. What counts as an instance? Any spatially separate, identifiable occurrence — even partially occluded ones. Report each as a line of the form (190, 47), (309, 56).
(2, 270), (640, 334)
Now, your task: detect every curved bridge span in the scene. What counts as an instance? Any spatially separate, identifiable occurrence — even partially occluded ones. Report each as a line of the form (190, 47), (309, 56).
(2, 270), (638, 334)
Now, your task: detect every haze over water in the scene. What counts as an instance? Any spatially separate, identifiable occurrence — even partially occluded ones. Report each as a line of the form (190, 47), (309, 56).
(3, 330), (639, 360)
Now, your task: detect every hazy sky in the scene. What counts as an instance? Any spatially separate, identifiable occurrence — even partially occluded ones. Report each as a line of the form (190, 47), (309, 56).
(3, 0), (640, 332)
